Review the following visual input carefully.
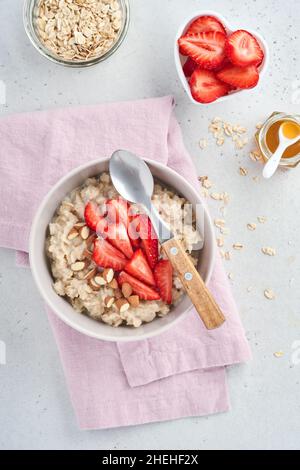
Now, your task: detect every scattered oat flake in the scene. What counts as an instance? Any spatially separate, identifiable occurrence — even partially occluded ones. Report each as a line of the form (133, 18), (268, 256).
(214, 218), (226, 229)
(208, 118), (248, 150)
(219, 249), (225, 259)
(262, 247), (276, 256)
(256, 122), (263, 130)
(257, 216), (267, 224)
(233, 243), (244, 250)
(228, 272), (234, 280)
(225, 251), (231, 260)
(239, 167), (248, 176)
(234, 125), (247, 134)
(249, 150), (262, 161)
(247, 223), (257, 231)
(252, 176), (260, 182)
(264, 289), (275, 300)
(273, 351), (284, 358)
(211, 192), (222, 200)
(199, 176), (213, 189)
(217, 237), (224, 247)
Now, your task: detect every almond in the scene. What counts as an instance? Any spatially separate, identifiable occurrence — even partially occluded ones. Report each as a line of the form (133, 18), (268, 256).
(67, 227), (79, 241)
(114, 288), (123, 299)
(89, 278), (101, 291)
(71, 261), (85, 272)
(80, 225), (90, 240)
(104, 296), (115, 308)
(74, 222), (86, 229)
(94, 275), (106, 286)
(83, 249), (93, 259)
(128, 295), (139, 308)
(102, 268), (114, 283)
(115, 298), (130, 313)
(108, 278), (118, 289)
(83, 267), (97, 280)
(121, 282), (133, 298)
(86, 233), (97, 247)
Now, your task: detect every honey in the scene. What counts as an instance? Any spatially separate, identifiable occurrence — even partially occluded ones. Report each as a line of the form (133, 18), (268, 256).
(255, 112), (300, 169)
(266, 120), (300, 159)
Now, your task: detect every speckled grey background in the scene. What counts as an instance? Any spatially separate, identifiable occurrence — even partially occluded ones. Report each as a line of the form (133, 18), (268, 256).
(0, 0), (300, 450)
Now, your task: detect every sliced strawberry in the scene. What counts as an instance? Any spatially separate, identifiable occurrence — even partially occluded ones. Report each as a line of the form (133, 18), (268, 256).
(186, 15), (226, 35)
(84, 201), (107, 234)
(178, 31), (226, 70)
(217, 64), (259, 89)
(190, 69), (230, 103)
(226, 30), (264, 67)
(106, 198), (130, 226)
(118, 271), (160, 301)
(183, 57), (198, 77)
(127, 214), (141, 249)
(92, 237), (127, 271)
(154, 260), (173, 305)
(105, 221), (133, 259)
(125, 249), (156, 287)
(137, 215), (159, 269)
(213, 55), (231, 72)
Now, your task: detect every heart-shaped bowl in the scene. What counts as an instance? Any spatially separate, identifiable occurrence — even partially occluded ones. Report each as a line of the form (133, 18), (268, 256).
(174, 10), (269, 106)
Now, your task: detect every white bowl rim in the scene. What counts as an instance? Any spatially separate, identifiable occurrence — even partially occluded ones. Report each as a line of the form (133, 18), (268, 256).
(29, 157), (216, 342)
(174, 9), (270, 106)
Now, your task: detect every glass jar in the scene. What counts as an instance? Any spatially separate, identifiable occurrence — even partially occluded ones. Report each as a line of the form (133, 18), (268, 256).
(255, 112), (300, 169)
(23, 0), (130, 68)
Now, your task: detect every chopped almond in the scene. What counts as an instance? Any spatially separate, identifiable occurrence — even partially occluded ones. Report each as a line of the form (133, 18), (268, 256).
(104, 296), (115, 308)
(128, 295), (140, 308)
(89, 278), (101, 291)
(86, 233), (97, 247)
(83, 267), (97, 280)
(94, 275), (106, 286)
(108, 278), (118, 289)
(102, 268), (114, 283)
(121, 282), (133, 299)
(114, 289), (123, 299)
(115, 299), (130, 313)
(71, 261), (85, 271)
(67, 227), (79, 241)
(80, 225), (90, 240)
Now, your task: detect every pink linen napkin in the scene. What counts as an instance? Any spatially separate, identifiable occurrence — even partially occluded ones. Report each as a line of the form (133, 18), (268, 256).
(0, 96), (251, 429)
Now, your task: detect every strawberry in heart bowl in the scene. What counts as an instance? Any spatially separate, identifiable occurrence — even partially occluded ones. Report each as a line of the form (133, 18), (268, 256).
(30, 158), (215, 342)
(174, 11), (269, 105)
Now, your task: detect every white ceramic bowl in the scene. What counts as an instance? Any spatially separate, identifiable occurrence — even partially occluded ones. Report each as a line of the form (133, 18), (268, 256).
(29, 158), (215, 342)
(174, 10), (269, 106)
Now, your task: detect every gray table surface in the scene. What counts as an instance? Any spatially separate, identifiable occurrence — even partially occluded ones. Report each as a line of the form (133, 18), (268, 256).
(0, 0), (299, 450)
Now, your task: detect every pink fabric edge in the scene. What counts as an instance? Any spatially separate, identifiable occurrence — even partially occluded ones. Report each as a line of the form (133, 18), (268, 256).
(117, 333), (250, 388)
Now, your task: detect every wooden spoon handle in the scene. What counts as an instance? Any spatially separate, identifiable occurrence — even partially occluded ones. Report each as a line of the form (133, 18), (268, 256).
(162, 238), (225, 330)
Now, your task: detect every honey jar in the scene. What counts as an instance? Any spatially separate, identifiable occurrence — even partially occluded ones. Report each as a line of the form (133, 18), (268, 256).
(255, 112), (300, 169)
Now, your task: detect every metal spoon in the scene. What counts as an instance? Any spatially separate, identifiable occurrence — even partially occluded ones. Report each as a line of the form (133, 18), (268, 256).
(109, 150), (225, 330)
(263, 122), (300, 179)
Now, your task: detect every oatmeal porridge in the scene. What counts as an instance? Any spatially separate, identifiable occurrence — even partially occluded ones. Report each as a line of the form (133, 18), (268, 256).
(46, 172), (202, 328)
